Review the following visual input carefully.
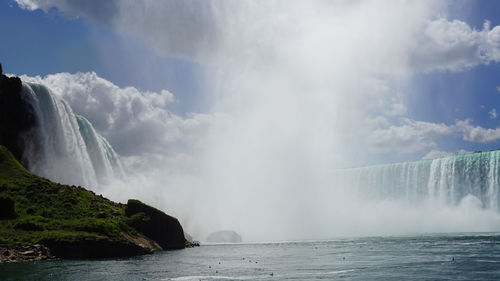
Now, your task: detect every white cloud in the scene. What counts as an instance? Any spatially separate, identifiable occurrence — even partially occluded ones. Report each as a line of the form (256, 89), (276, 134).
(489, 108), (497, 119)
(368, 119), (454, 153)
(20, 72), (212, 170)
(422, 149), (454, 160)
(411, 19), (500, 72)
(369, 117), (500, 154)
(13, 0), (38, 10)
(15, 0), (500, 74)
(456, 119), (500, 143)
(457, 149), (472, 155)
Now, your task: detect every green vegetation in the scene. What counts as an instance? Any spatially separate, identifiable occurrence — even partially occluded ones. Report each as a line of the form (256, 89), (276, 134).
(0, 145), (135, 246)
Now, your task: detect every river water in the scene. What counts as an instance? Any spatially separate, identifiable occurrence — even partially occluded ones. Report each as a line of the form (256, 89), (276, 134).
(2, 233), (500, 280)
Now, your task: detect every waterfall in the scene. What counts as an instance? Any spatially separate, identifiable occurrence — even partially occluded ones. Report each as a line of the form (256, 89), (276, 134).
(345, 151), (500, 211)
(76, 115), (124, 184)
(19, 81), (124, 188)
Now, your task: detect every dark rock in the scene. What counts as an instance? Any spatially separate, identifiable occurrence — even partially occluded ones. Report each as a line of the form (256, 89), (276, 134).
(0, 195), (16, 219)
(40, 237), (151, 259)
(206, 230), (242, 243)
(125, 199), (185, 250)
(0, 65), (38, 163)
(184, 231), (200, 247)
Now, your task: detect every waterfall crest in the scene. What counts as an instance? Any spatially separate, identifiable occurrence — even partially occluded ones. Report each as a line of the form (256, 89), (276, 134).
(345, 151), (500, 211)
(20, 81), (123, 188)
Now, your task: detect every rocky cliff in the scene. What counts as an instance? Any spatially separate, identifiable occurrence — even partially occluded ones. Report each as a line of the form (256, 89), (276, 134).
(0, 64), (38, 163)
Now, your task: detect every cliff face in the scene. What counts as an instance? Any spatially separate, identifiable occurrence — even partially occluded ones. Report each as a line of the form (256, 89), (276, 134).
(0, 65), (38, 163)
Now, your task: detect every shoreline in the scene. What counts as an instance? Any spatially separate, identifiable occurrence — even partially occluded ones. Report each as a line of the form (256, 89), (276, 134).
(0, 244), (52, 263)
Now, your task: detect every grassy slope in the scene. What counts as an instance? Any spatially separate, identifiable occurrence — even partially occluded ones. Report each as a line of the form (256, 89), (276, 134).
(0, 145), (135, 245)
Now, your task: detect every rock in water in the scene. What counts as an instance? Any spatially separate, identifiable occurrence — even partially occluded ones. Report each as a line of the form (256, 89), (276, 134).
(184, 232), (201, 247)
(206, 230), (242, 243)
(125, 199), (186, 249)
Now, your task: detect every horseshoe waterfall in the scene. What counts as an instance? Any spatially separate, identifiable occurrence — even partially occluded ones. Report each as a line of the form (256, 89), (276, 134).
(344, 151), (500, 211)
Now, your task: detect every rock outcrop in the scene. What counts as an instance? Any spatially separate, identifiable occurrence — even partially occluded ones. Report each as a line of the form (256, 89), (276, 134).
(125, 199), (186, 250)
(39, 236), (155, 259)
(0, 64), (38, 163)
(184, 232), (201, 247)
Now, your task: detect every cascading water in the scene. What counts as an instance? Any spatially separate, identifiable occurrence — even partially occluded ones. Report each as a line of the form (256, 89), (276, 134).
(344, 151), (500, 211)
(76, 115), (125, 184)
(19, 81), (124, 188)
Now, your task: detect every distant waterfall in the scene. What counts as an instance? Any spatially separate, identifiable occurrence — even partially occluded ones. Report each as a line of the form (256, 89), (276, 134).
(19, 81), (124, 188)
(344, 151), (500, 211)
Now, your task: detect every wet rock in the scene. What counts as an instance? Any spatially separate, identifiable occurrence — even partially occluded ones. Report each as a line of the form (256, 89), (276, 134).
(0, 244), (52, 263)
(125, 199), (186, 249)
(40, 236), (151, 259)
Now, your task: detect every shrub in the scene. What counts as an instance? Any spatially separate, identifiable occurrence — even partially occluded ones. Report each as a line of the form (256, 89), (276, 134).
(14, 216), (48, 231)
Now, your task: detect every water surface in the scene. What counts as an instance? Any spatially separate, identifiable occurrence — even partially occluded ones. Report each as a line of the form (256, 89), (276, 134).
(2, 233), (500, 280)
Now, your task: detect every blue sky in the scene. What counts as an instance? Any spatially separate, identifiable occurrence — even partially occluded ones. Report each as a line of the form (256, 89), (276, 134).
(0, 0), (205, 114)
(3, 0), (500, 165)
(412, 1), (500, 153)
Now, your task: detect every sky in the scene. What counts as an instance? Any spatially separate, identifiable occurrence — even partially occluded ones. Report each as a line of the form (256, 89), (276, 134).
(2, 0), (500, 165)
(0, 0), (205, 114)
(3, 0), (500, 239)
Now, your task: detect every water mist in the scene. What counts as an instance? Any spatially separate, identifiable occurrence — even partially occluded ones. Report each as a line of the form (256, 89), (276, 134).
(19, 0), (500, 242)
(98, 1), (500, 241)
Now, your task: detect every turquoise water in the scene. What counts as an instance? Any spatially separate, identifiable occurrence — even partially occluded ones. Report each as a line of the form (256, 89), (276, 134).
(345, 150), (500, 210)
(2, 233), (500, 280)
